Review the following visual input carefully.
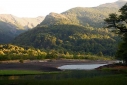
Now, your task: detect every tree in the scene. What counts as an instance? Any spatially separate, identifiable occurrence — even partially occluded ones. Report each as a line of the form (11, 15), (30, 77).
(46, 50), (58, 59)
(104, 3), (127, 65)
(97, 51), (103, 57)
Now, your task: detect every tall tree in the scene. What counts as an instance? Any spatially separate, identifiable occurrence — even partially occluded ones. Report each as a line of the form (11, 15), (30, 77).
(104, 3), (127, 65)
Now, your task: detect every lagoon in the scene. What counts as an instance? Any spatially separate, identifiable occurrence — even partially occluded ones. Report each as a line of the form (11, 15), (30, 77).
(58, 64), (107, 70)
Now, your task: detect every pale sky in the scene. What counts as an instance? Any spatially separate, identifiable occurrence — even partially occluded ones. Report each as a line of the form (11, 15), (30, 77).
(0, 0), (121, 17)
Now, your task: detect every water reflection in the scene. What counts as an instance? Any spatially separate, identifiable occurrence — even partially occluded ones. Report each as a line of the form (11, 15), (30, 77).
(58, 64), (107, 70)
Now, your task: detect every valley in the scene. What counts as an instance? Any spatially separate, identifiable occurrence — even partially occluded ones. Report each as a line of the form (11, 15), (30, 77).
(0, 0), (127, 85)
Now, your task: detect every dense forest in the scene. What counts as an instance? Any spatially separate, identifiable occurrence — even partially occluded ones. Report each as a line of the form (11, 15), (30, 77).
(0, 44), (113, 61)
(0, 44), (47, 60)
(13, 25), (121, 56)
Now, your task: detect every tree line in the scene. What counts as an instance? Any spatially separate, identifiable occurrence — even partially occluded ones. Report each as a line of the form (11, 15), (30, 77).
(0, 44), (113, 61)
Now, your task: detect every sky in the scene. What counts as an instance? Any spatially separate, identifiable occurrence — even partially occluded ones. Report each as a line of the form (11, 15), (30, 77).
(0, 0), (121, 17)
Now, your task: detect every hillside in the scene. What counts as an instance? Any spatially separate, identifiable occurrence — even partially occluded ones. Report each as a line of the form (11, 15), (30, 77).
(39, 12), (73, 26)
(13, 25), (121, 56)
(39, 7), (118, 28)
(1, 0), (126, 44)
(39, 0), (126, 28)
(0, 14), (45, 43)
(13, 0), (127, 56)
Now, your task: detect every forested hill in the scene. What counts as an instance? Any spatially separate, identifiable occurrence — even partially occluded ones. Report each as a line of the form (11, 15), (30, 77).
(39, 0), (127, 28)
(13, 25), (121, 56)
(0, 0), (126, 44)
(3, 0), (126, 56)
(39, 7), (118, 28)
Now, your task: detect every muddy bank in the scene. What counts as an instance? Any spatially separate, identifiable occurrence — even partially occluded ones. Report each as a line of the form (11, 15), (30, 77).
(0, 59), (116, 71)
(96, 63), (127, 70)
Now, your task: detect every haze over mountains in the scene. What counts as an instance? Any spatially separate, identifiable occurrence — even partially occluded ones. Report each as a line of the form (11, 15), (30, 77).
(99, 0), (127, 8)
(0, 14), (44, 29)
(0, 14), (44, 43)
(0, 0), (127, 44)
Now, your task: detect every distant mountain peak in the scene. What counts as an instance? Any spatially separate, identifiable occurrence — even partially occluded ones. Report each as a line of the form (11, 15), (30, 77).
(39, 0), (127, 28)
(49, 12), (68, 19)
(98, 0), (127, 8)
(119, 0), (127, 1)
(39, 12), (72, 26)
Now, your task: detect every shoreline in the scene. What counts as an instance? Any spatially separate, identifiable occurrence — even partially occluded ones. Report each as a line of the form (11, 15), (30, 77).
(0, 59), (117, 71)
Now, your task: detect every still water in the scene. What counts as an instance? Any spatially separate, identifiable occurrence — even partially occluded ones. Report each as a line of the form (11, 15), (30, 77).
(58, 64), (107, 70)
(0, 64), (108, 80)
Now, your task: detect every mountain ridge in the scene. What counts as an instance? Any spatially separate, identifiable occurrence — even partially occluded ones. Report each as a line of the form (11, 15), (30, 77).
(0, 14), (45, 29)
(39, 0), (127, 28)
(98, 0), (127, 8)
(1, 0), (127, 44)
(0, 14), (45, 43)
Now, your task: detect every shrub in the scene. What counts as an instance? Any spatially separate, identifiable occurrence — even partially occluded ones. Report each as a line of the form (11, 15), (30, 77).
(19, 59), (24, 63)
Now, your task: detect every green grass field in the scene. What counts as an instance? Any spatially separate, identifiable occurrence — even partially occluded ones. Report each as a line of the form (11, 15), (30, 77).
(0, 70), (45, 75)
(0, 70), (60, 76)
(0, 70), (127, 85)
(0, 74), (127, 85)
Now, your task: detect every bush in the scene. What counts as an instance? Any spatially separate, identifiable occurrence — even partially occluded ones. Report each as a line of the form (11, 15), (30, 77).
(19, 59), (24, 63)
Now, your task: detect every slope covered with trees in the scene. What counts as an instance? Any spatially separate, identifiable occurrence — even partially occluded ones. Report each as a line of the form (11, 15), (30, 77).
(39, 7), (118, 28)
(0, 0), (126, 44)
(39, 0), (127, 28)
(13, 25), (121, 56)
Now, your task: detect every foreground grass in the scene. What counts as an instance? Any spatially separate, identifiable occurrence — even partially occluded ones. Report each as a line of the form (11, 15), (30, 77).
(0, 74), (127, 85)
(0, 70), (59, 76)
(0, 70), (127, 85)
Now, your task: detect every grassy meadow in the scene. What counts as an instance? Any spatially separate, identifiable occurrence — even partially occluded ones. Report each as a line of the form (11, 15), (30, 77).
(0, 70), (127, 85)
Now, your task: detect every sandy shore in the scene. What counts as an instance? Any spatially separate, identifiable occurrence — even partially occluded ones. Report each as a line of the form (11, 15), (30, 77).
(0, 59), (116, 71)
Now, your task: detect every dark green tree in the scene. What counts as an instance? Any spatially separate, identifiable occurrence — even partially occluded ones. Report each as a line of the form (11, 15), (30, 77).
(46, 50), (58, 59)
(104, 3), (127, 65)
(97, 51), (103, 57)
